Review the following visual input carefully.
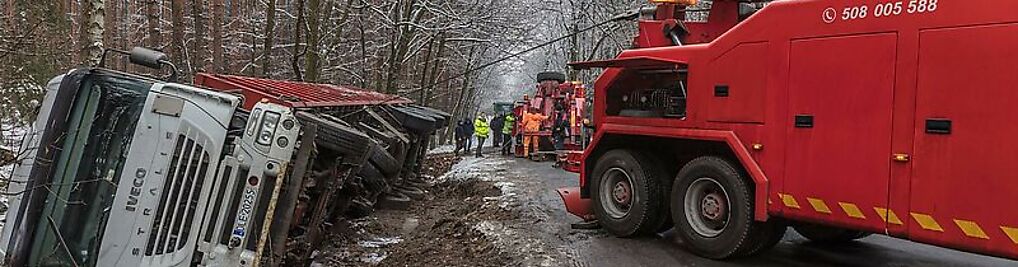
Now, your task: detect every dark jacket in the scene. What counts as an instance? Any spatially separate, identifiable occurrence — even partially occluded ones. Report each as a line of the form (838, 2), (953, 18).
(454, 120), (468, 139)
(490, 114), (505, 133)
(465, 118), (475, 135)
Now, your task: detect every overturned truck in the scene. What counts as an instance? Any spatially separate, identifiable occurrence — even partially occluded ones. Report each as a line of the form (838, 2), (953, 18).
(0, 48), (448, 267)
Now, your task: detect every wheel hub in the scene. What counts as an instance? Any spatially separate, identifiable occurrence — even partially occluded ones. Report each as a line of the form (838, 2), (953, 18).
(684, 177), (732, 238)
(613, 181), (632, 205)
(701, 193), (726, 220)
(599, 167), (636, 219)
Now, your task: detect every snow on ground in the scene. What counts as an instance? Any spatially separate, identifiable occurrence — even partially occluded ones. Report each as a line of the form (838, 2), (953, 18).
(436, 156), (511, 183)
(426, 144), (456, 155)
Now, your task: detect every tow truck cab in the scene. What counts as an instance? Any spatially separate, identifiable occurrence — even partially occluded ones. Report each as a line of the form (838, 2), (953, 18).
(0, 62), (299, 266)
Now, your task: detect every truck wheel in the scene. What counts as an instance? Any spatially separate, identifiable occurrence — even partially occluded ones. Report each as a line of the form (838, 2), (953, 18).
(368, 144), (401, 177)
(672, 156), (778, 259)
(537, 72), (566, 83)
(591, 149), (668, 237)
(736, 219), (787, 257)
(358, 164), (387, 194)
(793, 223), (871, 243)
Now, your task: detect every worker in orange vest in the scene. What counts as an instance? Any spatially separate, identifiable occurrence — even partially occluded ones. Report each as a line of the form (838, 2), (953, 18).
(522, 106), (548, 158)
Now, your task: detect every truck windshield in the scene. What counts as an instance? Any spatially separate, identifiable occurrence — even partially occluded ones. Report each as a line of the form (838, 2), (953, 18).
(28, 72), (151, 266)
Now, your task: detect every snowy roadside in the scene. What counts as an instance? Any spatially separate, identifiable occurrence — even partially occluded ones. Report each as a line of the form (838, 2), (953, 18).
(426, 144), (456, 155)
(434, 155), (570, 267)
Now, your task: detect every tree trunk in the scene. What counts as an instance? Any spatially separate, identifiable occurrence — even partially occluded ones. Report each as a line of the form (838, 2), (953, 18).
(81, 0), (105, 66)
(262, 0), (275, 77)
(211, 0), (223, 73)
(170, 0), (184, 68)
(192, 0), (206, 73)
(291, 0), (305, 81)
(104, 0), (117, 67)
(304, 0), (322, 82)
(423, 35), (446, 106)
(146, 0), (160, 50)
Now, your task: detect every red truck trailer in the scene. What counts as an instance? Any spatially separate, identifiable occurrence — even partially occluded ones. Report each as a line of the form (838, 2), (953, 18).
(559, 0), (1018, 261)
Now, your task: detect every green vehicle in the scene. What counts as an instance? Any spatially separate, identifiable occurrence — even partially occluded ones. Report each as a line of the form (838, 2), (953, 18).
(493, 102), (514, 115)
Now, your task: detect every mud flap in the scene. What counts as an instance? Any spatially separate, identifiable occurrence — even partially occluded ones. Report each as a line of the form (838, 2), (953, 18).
(556, 187), (595, 221)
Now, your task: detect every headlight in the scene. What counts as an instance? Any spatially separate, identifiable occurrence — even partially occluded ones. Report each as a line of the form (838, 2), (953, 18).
(257, 111), (281, 146)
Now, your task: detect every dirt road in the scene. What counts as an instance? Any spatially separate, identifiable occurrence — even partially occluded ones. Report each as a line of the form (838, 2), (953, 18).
(321, 151), (1018, 267)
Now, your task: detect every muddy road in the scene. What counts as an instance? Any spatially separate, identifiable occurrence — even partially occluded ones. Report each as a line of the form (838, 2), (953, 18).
(320, 151), (1018, 267)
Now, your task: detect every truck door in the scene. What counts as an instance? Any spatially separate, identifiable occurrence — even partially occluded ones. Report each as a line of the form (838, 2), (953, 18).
(782, 33), (898, 233)
(909, 23), (1018, 259)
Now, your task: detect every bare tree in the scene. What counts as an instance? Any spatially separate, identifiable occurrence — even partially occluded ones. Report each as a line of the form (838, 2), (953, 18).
(262, 0), (275, 77)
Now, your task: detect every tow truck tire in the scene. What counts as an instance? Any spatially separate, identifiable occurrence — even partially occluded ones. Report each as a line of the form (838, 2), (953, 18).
(590, 149), (668, 237)
(793, 223), (871, 244)
(672, 156), (776, 259)
(736, 219), (787, 257)
(537, 72), (567, 83)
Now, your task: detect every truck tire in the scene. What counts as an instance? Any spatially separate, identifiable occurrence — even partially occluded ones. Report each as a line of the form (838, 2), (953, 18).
(537, 72), (566, 83)
(736, 219), (787, 257)
(390, 106), (437, 134)
(671, 156), (782, 259)
(368, 144), (401, 178)
(358, 164), (387, 194)
(792, 223), (871, 244)
(590, 149), (668, 237)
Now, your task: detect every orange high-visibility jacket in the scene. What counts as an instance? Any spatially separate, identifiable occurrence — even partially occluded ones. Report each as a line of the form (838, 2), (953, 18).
(522, 112), (548, 133)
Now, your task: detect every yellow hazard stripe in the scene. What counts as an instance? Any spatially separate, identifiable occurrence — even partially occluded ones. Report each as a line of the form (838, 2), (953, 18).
(874, 207), (903, 225)
(1001, 226), (1018, 244)
(911, 213), (944, 232)
(953, 219), (989, 239)
(776, 194), (1013, 243)
(807, 198), (832, 214)
(838, 202), (866, 219)
(778, 193), (800, 209)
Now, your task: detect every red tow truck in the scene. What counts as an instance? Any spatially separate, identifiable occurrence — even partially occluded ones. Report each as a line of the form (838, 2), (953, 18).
(512, 72), (587, 171)
(559, 0), (1018, 261)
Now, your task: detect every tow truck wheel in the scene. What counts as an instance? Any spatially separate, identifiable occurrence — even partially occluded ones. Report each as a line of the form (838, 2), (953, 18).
(792, 223), (871, 243)
(672, 156), (779, 259)
(591, 149), (668, 237)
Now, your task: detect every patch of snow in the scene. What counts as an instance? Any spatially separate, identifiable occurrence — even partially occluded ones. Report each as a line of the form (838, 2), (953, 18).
(427, 144), (456, 155)
(436, 156), (511, 183)
(358, 236), (403, 249)
(359, 252), (387, 264)
(473, 220), (559, 267)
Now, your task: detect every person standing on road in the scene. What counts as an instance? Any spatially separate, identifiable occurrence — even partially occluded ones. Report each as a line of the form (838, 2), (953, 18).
(501, 113), (516, 155)
(465, 117), (475, 152)
(474, 114), (490, 157)
(454, 120), (468, 155)
(490, 112), (505, 147)
(522, 107), (548, 158)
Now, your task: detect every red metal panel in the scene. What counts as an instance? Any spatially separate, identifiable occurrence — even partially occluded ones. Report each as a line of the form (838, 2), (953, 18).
(783, 33), (897, 232)
(705, 42), (768, 124)
(194, 73), (411, 110)
(910, 23), (1018, 259)
(568, 56), (686, 70)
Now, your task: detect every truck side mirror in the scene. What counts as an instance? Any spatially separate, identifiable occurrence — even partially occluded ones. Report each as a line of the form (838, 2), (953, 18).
(100, 47), (180, 82)
(128, 47), (168, 69)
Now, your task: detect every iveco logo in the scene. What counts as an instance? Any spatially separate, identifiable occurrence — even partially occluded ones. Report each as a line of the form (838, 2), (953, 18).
(126, 168), (147, 212)
(823, 7), (837, 24)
